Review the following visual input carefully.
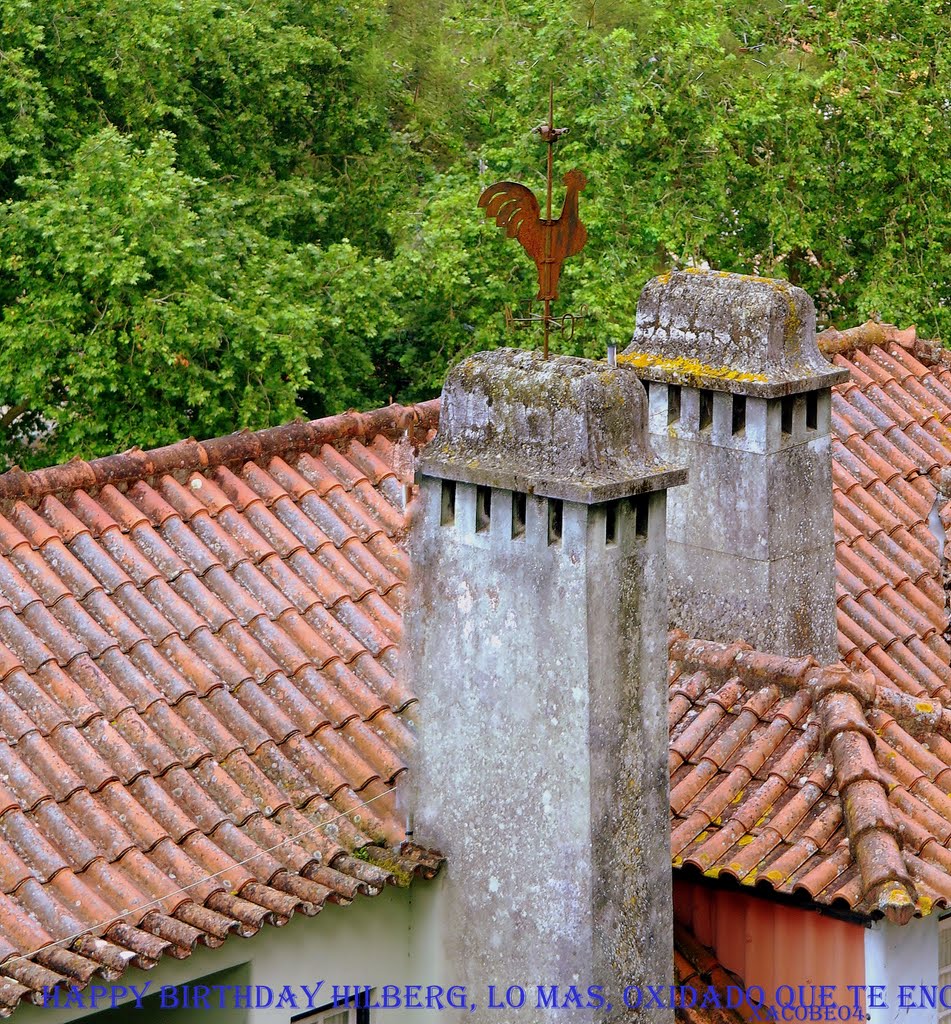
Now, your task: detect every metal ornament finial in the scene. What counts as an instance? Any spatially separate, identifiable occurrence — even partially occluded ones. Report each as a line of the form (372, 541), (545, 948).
(478, 83), (588, 359)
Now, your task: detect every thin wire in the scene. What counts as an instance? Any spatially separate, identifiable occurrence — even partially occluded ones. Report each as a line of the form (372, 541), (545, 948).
(3, 786), (398, 971)
(543, 80), (554, 360)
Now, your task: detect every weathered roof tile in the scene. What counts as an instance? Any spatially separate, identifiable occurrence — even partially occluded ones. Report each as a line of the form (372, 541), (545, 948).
(0, 401), (441, 1012)
(4, 327), (951, 1006)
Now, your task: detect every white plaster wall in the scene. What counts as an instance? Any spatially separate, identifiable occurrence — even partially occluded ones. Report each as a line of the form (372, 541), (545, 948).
(406, 872), (448, 988)
(865, 915), (939, 1024)
(14, 884), (444, 1024)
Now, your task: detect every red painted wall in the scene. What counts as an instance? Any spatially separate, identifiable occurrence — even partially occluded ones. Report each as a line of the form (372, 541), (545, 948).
(674, 878), (866, 1003)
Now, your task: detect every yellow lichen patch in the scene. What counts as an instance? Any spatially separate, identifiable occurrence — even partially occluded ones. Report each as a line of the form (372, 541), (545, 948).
(682, 267), (778, 288)
(703, 867), (721, 878)
(617, 350), (768, 384)
(695, 830), (709, 843)
(916, 702), (935, 713)
(772, 279), (802, 346)
(765, 869), (785, 883)
(886, 887), (913, 906)
(737, 835), (754, 847)
(918, 895), (934, 916)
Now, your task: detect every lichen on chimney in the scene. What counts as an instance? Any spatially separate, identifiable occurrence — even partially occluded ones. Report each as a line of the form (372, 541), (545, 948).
(616, 350), (768, 385)
(624, 269), (841, 662)
(419, 347), (686, 503)
(624, 269), (849, 397)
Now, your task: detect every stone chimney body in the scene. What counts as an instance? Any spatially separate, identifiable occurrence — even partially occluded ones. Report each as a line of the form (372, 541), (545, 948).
(406, 348), (685, 1023)
(621, 270), (848, 663)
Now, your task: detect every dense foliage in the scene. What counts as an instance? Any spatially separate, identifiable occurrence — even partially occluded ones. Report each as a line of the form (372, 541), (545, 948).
(1, 0), (949, 466)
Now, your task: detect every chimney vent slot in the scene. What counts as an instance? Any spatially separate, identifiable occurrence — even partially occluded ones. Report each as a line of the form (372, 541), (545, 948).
(667, 385), (681, 425)
(781, 395), (794, 437)
(806, 390), (818, 431)
(699, 390), (714, 431)
(476, 486), (492, 532)
(635, 497), (649, 538)
(605, 502), (618, 546)
(731, 394), (746, 436)
(512, 491), (527, 539)
(548, 499), (563, 546)
(440, 480), (456, 526)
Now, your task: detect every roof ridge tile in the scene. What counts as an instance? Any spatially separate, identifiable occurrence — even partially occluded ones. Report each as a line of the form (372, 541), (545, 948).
(0, 402), (440, 508)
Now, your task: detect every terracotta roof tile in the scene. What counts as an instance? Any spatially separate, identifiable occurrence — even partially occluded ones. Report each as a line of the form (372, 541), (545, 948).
(669, 632), (940, 921)
(673, 921), (750, 1024)
(0, 401), (440, 1013)
(671, 638), (948, 917)
(1, 323), (951, 1008)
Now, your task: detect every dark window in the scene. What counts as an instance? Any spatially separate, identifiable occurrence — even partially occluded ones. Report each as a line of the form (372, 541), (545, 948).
(731, 394), (746, 435)
(512, 491), (527, 539)
(440, 480), (456, 525)
(292, 994), (370, 1023)
(605, 502), (618, 546)
(635, 497), (649, 538)
(476, 485), (492, 532)
(699, 390), (713, 431)
(548, 499), (563, 545)
(806, 390), (818, 430)
(781, 395), (794, 436)
(668, 385), (682, 425)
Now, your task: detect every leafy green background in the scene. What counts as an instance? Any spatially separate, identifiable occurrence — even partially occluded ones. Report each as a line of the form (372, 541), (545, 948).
(1, 0), (948, 466)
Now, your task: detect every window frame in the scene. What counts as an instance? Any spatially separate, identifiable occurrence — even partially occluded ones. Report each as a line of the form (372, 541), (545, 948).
(290, 992), (371, 1024)
(939, 912), (951, 1024)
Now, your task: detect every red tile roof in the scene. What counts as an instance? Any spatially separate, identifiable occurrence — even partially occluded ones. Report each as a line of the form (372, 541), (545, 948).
(669, 634), (923, 923)
(0, 402), (440, 1014)
(674, 921), (750, 1024)
(0, 322), (948, 1009)
(829, 332), (951, 702)
(671, 327), (951, 924)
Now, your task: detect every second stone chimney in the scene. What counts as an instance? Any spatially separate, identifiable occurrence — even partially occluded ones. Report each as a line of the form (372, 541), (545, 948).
(622, 269), (848, 662)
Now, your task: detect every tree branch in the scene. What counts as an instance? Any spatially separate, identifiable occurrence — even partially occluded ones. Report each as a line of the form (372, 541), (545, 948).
(816, 320), (917, 356)
(0, 402), (29, 432)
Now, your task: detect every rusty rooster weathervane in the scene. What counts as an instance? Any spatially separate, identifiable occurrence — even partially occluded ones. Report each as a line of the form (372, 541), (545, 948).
(478, 83), (588, 359)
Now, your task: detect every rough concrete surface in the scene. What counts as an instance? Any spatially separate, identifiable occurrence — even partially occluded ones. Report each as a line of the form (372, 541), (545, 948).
(625, 273), (841, 662)
(419, 347), (686, 502)
(624, 269), (848, 397)
(406, 349), (678, 1022)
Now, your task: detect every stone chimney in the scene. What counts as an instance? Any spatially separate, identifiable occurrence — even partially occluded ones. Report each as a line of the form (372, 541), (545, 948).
(621, 270), (849, 662)
(406, 348), (686, 1023)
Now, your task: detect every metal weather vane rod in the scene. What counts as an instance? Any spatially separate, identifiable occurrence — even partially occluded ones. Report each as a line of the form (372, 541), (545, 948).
(478, 83), (588, 359)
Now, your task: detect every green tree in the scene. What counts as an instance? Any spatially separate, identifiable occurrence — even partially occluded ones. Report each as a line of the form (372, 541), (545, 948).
(1, 128), (399, 461)
(1, 0), (949, 467)
(0, 0), (403, 466)
(383, 0), (951, 400)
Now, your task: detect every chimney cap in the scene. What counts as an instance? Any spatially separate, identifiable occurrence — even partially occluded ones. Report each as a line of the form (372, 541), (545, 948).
(419, 348), (686, 504)
(623, 269), (849, 398)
